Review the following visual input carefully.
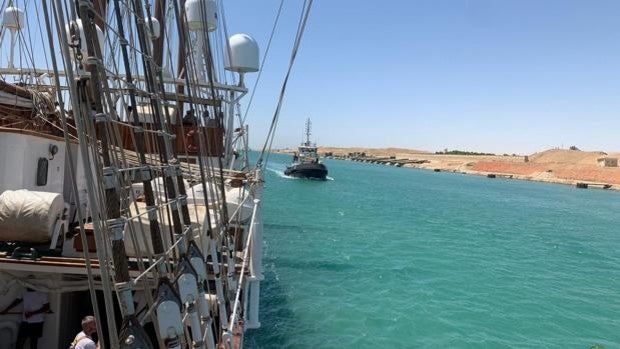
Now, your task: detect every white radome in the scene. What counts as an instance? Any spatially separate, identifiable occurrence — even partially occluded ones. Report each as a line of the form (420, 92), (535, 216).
(185, 0), (218, 32)
(148, 17), (161, 39)
(224, 34), (260, 73)
(65, 19), (105, 59)
(2, 7), (25, 30)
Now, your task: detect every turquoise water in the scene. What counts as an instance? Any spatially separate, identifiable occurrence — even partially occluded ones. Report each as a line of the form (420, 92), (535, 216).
(247, 153), (620, 349)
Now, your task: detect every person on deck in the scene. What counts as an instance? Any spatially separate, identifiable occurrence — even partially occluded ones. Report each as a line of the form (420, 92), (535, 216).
(70, 315), (98, 349)
(0, 288), (50, 349)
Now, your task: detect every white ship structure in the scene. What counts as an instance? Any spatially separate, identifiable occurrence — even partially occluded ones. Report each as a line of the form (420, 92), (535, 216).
(0, 0), (311, 348)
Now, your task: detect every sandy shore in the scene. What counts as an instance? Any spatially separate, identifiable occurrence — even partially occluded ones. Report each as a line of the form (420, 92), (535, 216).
(276, 147), (620, 190)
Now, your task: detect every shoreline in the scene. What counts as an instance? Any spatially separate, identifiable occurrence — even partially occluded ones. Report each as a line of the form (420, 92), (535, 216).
(275, 147), (620, 191)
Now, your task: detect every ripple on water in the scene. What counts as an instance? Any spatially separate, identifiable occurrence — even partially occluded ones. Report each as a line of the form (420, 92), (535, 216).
(248, 154), (620, 348)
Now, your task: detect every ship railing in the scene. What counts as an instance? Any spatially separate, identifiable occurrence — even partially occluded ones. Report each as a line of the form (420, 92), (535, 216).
(222, 197), (260, 348)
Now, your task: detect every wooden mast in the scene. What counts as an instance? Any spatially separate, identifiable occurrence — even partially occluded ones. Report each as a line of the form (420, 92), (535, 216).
(153, 0), (166, 67)
(93, 0), (108, 29)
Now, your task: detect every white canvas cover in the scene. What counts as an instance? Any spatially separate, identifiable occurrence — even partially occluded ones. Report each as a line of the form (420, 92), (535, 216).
(0, 190), (64, 243)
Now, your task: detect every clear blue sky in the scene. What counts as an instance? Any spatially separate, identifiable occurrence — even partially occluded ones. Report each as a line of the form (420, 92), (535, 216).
(226, 0), (620, 154)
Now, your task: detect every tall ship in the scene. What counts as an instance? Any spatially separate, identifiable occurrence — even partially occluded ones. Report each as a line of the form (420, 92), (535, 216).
(284, 119), (328, 180)
(0, 1), (311, 348)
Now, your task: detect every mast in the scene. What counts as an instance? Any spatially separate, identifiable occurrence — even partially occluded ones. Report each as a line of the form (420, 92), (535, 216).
(152, 0), (166, 68)
(305, 118), (311, 146)
(93, 0), (108, 29)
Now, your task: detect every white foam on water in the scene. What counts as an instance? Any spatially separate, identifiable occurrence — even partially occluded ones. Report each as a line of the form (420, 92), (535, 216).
(267, 167), (297, 179)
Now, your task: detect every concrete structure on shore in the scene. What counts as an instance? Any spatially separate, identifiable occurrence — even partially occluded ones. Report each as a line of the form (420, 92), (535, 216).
(597, 157), (618, 167)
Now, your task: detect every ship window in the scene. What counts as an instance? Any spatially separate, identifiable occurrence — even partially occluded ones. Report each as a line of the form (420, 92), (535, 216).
(36, 158), (48, 186)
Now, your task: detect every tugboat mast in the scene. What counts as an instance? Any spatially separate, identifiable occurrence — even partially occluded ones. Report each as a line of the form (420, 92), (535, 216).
(305, 118), (312, 146)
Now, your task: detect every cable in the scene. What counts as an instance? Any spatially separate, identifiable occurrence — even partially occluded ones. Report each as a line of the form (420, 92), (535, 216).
(257, 0), (313, 169)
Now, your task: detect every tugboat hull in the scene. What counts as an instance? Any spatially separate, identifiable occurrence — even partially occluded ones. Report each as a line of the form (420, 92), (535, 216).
(284, 163), (328, 180)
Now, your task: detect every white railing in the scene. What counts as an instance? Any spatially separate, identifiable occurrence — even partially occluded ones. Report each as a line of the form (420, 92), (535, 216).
(223, 197), (260, 348)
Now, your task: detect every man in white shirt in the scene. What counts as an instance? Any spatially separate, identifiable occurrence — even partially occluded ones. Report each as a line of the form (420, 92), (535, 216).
(70, 315), (97, 349)
(0, 288), (50, 349)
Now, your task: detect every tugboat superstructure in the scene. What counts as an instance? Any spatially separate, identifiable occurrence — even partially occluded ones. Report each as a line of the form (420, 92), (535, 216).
(284, 119), (328, 180)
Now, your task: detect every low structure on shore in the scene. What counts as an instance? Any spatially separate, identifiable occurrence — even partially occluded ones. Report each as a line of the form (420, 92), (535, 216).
(597, 157), (618, 167)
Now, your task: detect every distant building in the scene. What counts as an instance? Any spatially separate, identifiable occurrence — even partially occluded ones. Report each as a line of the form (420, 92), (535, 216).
(597, 157), (618, 167)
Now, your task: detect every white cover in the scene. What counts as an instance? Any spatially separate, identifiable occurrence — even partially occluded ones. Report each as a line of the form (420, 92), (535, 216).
(124, 202), (207, 257)
(0, 190), (64, 243)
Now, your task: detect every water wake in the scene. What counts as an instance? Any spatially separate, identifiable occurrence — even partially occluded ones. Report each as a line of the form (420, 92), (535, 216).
(266, 167), (334, 181)
(266, 167), (297, 179)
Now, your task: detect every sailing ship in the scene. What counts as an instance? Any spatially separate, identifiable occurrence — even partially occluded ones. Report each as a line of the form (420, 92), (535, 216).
(284, 119), (328, 180)
(0, 0), (312, 348)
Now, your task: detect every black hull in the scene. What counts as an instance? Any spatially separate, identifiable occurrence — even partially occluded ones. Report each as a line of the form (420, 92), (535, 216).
(284, 163), (328, 180)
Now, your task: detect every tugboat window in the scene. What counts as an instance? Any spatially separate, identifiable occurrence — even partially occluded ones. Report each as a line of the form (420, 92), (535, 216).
(36, 157), (48, 186)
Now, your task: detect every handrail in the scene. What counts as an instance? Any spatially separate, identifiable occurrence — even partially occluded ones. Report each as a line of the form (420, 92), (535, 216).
(223, 198), (260, 348)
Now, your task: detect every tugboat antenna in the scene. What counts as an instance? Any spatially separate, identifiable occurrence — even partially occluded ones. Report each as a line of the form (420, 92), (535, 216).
(305, 118), (312, 145)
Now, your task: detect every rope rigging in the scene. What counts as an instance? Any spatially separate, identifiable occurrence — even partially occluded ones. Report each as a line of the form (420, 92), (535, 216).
(257, 0), (314, 170)
(0, 0), (292, 347)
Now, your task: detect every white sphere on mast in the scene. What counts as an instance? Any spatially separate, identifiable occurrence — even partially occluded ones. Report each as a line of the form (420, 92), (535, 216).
(185, 0), (218, 32)
(224, 34), (260, 73)
(148, 17), (161, 40)
(3, 7), (25, 30)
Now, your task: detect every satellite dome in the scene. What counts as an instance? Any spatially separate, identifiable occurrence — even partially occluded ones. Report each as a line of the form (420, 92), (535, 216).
(3, 7), (25, 30)
(185, 0), (217, 32)
(224, 34), (259, 73)
(148, 17), (161, 39)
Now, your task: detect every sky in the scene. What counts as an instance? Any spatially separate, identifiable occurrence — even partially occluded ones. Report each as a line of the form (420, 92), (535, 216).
(225, 0), (620, 154)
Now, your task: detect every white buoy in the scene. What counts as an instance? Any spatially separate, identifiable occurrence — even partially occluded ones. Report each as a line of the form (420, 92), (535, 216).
(185, 0), (218, 32)
(65, 19), (105, 61)
(2, 7), (25, 69)
(224, 34), (260, 73)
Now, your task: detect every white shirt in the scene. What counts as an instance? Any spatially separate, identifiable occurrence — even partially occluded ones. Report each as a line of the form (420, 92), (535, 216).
(22, 291), (48, 323)
(73, 331), (96, 349)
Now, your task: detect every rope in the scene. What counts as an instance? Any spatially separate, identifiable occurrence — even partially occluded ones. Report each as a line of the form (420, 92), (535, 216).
(257, 0), (314, 169)
(242, 0), (284, 125)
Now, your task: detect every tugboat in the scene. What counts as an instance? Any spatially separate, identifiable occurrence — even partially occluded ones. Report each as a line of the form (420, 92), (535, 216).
(285, 119), (328, 180)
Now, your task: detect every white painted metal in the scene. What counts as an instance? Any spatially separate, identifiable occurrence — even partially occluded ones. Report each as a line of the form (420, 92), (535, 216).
(64, 19), (104, 60)
(0, 132), (66, 195)
(245, 172), (263, 329)
(2, 7), (25, 69)
(156, 301), (184, 346)
(224, 34), (260, 73)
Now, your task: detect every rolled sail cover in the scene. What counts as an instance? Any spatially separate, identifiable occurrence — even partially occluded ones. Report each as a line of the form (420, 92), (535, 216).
(0, 190), (64, 243)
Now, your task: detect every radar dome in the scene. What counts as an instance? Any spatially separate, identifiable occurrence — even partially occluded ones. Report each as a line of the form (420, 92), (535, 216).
(3, 7), (25, 30)
(185, 0), (217, 32)
(224, 34), (259, 73)
(65, 19), (105, 60)
(148, 17), (161, 39)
